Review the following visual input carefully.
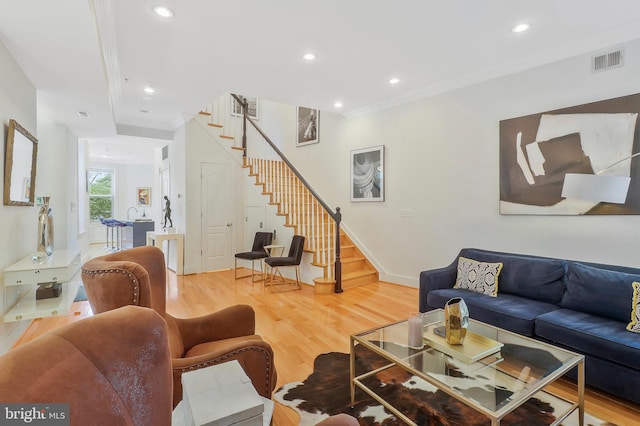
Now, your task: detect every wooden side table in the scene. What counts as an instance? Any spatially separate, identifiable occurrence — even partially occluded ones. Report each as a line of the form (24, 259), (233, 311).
(263, 244), (285, 257)
(263, 244), (285, 283)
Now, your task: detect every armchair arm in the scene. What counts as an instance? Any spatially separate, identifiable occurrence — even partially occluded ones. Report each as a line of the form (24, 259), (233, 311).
(170, 304), (256, 351)
(419, 260), (458, 312)
(171, 338), (277, 406)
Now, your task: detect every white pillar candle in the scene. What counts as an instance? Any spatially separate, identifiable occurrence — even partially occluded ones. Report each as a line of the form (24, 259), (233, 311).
(408, 316), (424, 349)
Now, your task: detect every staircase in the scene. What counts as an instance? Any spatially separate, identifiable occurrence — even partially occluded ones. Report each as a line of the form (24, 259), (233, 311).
(198, 95), (379, 291)
(243, 157), (378, 291)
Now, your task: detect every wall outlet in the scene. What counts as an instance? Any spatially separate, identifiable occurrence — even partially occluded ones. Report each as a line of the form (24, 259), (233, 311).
(400, 209), (414, 217)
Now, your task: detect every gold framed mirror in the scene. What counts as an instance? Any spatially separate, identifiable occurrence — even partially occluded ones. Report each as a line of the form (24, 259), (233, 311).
(4, 119), (38, 206)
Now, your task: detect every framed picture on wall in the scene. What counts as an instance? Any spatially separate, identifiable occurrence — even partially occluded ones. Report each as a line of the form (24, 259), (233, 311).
(296, 106), (320, 146)
(137, 187), (151, 207)
(500, 92), (640, 215)
(231, 94), (259, 120)
(351, 145), (385, 202)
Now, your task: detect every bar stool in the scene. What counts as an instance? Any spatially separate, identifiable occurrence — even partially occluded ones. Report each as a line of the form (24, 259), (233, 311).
(99, 217), (114, 251)
(111, 219), (127, 251)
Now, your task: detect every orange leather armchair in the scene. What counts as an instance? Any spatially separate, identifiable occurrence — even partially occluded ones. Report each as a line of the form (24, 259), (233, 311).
(81, 245), (277, 407)
(0, 306), (173, 426)
(316, 414), (359, 425)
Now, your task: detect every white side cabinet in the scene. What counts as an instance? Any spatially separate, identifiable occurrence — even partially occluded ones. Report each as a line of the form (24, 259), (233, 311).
(3, 250), (81, 322)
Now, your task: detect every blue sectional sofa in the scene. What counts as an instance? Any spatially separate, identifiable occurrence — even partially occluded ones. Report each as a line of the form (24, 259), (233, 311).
(419, 248), (640, 404)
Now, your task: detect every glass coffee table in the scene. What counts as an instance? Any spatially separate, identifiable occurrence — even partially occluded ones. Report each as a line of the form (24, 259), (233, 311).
(350, 309), (584, 426)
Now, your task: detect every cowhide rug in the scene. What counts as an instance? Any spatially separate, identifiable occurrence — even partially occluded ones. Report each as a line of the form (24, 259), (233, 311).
(274, 344), (614, 426)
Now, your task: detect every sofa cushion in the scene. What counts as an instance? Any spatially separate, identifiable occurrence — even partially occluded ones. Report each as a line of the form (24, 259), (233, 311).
(628, 282), (640, 333)
(453, 256), (502, 297)
(561, 262), (637, 323)
(536, 309), (640, 371)
(427, 288), (559, 336)
(459, 249), (565, 304)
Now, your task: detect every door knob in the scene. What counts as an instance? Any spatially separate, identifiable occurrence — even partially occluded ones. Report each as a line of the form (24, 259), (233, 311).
(227, 223), (232, 227)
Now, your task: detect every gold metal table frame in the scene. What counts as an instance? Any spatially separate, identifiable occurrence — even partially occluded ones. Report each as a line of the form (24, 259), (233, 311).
(350, 310), (585, 426)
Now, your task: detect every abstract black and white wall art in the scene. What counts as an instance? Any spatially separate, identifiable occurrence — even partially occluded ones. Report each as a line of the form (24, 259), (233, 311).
(500, 93), (640, 215)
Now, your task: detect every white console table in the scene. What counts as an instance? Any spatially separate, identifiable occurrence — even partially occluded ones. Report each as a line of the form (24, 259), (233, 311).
(2, 250), (81, 322)
(146, 231), (184, 275)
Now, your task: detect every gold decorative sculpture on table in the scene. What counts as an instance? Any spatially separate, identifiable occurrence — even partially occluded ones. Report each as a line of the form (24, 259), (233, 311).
(444, 297), (469, 345)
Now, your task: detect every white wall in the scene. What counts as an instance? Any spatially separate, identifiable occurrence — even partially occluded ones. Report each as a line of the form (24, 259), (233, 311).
(166, 125), (186, 237)
(0, 40), (83, 351)
(36, 114), (83, 254)
(117, 163), (157, 221)
(0, 39), (38, 349)
(286, 39), (640, 287)
(0, 41), (37, 265)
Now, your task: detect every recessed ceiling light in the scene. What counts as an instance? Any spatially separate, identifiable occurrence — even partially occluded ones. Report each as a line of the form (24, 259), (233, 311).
(334, 101), (343, 108)
(153, 6), (174, 18)
(77, 111), (90, 118)
(140, 109), (149, 114)
(511, 23), (531, 33)
(389, 78), (400, 85)
(302, 53), (316, 61)
(144, 86), (155, 94)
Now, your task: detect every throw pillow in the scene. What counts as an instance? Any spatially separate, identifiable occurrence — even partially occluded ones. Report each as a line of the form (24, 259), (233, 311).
(628, 282), (640, 333)
(454, 256), (502, 297)
(458, 249), (565, 304)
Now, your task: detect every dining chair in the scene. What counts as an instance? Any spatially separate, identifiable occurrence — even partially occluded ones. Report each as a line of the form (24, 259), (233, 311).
(234, 231), (273, 281)
(264, 235), (305, 290)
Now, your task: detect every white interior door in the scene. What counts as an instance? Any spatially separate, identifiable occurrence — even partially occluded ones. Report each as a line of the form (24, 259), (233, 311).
(201, 162), (233, 271)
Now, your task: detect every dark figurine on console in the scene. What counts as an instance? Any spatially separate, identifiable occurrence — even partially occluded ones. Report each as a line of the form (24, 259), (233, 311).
(163, 196), (173, 228)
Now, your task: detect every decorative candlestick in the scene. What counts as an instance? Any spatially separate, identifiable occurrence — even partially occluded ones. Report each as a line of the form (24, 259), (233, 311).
(408, 315), (424, 349)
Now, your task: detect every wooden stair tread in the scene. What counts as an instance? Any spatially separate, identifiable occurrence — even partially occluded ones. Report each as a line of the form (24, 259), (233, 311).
(341, 271), (379, 289)
(341, 256), (366, 264)
(313, 277), (335, 284)
(220, 135), (235, 140)
(207, 123), (223, 128)
(231, 146), (245, 151)
(313, 278), (336, 294)
(198, 111), (211, 116)
(342, 270), (378, 279)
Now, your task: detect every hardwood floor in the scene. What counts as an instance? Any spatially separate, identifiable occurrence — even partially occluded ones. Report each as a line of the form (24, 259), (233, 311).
(12, 268), (640, 425)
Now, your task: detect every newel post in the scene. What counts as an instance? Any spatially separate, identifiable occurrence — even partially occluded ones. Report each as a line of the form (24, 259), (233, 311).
(334, 207), (343, 293)
(241, 97), (248, 157)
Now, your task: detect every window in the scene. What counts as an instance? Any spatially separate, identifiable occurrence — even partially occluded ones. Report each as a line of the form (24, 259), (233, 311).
(88, 169), (114, 221)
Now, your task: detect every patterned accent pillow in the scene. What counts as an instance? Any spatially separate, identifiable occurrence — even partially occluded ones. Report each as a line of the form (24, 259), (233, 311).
(627, 282), (640, 333)
(454, 256), (502, 297)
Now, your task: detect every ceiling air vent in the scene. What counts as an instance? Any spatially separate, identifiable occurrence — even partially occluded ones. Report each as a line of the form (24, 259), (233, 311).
(592, 49), (624, 72)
